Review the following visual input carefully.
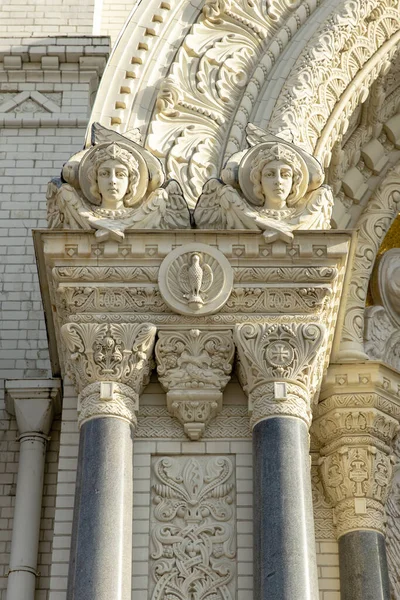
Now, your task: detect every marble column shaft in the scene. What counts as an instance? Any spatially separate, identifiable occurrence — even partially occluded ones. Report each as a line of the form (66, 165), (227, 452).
(67, 417), (133, 600)
(253, 417), (318, 600)
(339, 531), (390, 600)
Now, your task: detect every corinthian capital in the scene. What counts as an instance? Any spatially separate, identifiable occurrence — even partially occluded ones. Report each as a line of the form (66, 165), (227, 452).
(155, 328), (235, 439)
(234, 322), (326, 428)
(61, 322), (156, 427)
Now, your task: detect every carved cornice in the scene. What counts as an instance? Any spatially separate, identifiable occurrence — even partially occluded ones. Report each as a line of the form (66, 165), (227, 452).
(61, 322), (156, 427)
(234, 322), (326, 428)
(155, 329), (235, 439)
(313, 361), (400, 537)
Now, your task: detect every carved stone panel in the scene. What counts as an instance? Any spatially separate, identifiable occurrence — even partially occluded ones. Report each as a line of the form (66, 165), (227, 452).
(150, 455), (236, 600)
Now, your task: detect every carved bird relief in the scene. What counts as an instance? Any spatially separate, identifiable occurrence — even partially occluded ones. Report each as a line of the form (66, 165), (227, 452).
(179, 253), (213, 310)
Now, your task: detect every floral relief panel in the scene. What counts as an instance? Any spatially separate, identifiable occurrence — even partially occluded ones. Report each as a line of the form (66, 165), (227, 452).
(150, 455), (237, 600)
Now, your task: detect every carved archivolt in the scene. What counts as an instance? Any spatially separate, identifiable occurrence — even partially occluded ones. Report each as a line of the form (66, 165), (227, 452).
(146, 0), (322, 205)
(150, 456), (236, 600)
(336, 163), (400, 360)
(269, 0), (400, 163)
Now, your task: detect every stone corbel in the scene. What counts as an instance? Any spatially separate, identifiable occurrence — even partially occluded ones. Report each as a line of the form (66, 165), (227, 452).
(313, 362), (400, 537)
(234, 322), (326, 428)
(60, 321), (157, 428)
(155, 328), (235, 440)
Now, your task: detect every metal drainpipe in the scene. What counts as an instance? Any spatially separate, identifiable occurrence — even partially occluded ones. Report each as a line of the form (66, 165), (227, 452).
(5, 380), (61, 600)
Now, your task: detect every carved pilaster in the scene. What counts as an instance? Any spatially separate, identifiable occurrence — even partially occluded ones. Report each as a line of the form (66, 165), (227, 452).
(61, 322), (156, 427)
(155, 328), (235, 439)
(234, 322), (326, 428)
(314, 363), (400, 537)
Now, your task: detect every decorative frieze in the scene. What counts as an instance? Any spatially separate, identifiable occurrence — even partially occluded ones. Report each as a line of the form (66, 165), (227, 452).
(61, 322), (156, 427)
(314, 362), (400, 537)
(234, 322), (326, 428)
(155, 329), (235, 439)
(150, 455), (236, 600)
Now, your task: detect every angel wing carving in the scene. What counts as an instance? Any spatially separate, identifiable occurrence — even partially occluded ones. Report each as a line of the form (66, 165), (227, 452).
(194, 179), (261, 230)
(129, 180), (190, 230)
(46, 180), (92, 232)
(295, 185), (333, 230)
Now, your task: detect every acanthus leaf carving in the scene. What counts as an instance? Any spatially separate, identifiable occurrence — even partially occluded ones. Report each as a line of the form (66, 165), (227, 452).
(234, 321), (325, 427)
(146, 0), (314, 206)
(60, 321), (156, 426)
(338, 165), (400, 359)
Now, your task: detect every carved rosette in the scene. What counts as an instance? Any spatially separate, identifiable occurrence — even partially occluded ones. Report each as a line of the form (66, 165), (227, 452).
(313, 381), (400, 537)
(155, 329), (235, 439)
(234, 322), (326, 428)
(61, 322), (157, 427)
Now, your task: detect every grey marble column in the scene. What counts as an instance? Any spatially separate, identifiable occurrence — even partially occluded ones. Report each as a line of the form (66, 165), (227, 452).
(253, 417), (318, 600)
(339, 531), (390, 600)
(67, 417), (134, 600)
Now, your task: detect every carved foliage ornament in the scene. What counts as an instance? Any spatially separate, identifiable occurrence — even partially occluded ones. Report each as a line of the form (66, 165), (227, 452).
(150, 456), (236, 600)
(60, 322), (156, 425)
(47, 123), (190, 242)
(146, 0), (317, 205)
(365, 248), (400, 370)
(156, 329), (235, 392)
(234, 322), (326, 427)
(155, 328), (235, 440)
(338, 165), (400, 359)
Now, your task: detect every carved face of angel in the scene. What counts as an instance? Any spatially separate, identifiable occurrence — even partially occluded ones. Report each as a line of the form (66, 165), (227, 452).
(97, 159), (129, 209)
(249, 144), (304, 210)
(260, 160), (293, 209)
(87, 143), (141, 209)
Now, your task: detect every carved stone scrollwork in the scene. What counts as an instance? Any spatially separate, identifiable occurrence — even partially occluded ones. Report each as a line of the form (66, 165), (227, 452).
(314, 370), (400, 537)
(234, 322), (326, 428)
(61, 322), (157, 427)
(155, 328), (235, 440)
(150, 456), (236, 600)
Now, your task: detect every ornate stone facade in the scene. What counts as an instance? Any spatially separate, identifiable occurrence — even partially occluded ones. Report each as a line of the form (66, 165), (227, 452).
(4, 0), (400, 598)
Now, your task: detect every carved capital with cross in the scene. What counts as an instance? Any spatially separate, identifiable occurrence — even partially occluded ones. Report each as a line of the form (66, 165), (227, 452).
(234, 322), (326, 428)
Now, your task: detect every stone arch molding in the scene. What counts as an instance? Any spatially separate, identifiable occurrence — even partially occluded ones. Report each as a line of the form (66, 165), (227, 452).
(88, 0), (400, 206)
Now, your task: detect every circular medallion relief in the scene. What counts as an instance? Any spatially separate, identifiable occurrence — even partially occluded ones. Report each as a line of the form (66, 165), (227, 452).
(158, 243), (233, 316)
(265, 341), (294, 367)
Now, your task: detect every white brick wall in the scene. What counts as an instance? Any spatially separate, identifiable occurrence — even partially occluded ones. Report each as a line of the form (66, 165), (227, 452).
(0, 1), (95, 37)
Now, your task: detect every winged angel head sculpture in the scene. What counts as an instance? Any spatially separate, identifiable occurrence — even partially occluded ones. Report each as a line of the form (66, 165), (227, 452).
(47, 123), (191, 241)
(194, 124), (334, 242)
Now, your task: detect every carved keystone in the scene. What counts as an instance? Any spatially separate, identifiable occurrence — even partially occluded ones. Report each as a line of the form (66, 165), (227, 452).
(234, 322), (326, 428)
(61, 322), (156, 427)
(155, 329), (235, 439)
